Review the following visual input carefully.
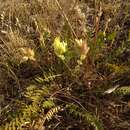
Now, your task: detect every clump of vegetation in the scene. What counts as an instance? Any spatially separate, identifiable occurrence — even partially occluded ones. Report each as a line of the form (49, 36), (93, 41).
(0, 0), (130, 130)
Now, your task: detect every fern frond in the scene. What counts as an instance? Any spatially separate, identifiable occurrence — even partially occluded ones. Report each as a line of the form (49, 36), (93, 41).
(66, 104), (104, 130)
(24, 85), (49, 102)
(42, 99), (55, 109)
(35, 73), (62, 83)
(45, 106), (63, 121)
(83, 112), (103, 130)
(113, 86), (130, 96)
(106, 63), (129, 74)
(1, 84), (51, 130)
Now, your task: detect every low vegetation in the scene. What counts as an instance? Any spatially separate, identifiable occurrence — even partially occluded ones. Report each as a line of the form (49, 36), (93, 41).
(0, 0), (130, 130)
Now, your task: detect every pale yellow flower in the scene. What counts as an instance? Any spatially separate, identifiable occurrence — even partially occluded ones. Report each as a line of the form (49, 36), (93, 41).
(19, 47), (35, 62)
(53, 37), (67, 60)
(75, 38), (90, 60)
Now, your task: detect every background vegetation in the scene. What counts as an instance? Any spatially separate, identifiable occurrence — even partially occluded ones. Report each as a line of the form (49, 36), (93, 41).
(0, 0), (130, 130)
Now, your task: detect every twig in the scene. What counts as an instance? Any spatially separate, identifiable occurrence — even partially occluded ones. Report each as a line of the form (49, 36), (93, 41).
(55, 0), (77, 38)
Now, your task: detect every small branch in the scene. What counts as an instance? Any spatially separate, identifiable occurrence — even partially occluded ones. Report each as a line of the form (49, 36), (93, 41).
(55, 0), (77, 38)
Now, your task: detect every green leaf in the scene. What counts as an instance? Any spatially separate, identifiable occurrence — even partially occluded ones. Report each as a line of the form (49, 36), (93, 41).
(107, 32), (116, 41)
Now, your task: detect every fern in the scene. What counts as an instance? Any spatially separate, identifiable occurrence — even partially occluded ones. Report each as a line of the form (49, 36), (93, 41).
(113, 86), (130, 96)
(24, 85), (49, 102)
(0, 85), (55, 130)
(35, 69), (62, 84)
(66, 104), (104, 130)
(42, 99), (55, 109)
(106, 63), (129, 74)
(45, 106), (63, 121)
